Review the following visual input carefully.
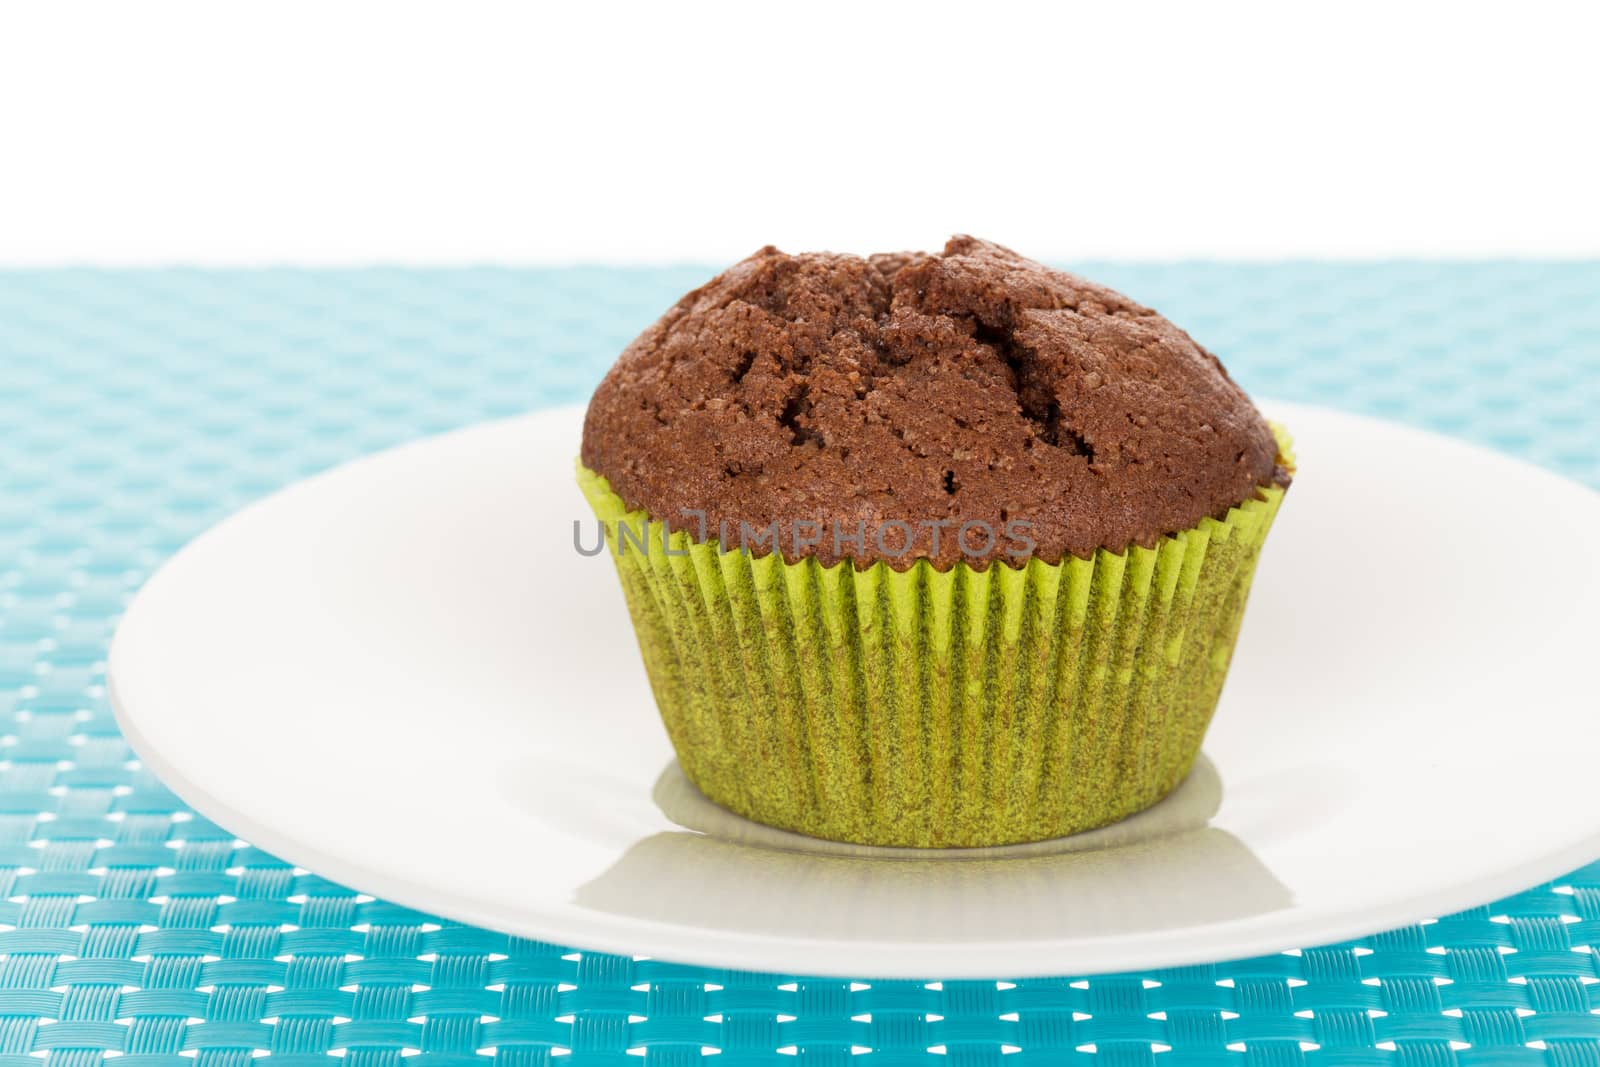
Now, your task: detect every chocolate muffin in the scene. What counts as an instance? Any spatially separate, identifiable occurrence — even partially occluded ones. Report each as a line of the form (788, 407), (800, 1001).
(579, 236), (1292, 847)
(583, 236), (1286, 571)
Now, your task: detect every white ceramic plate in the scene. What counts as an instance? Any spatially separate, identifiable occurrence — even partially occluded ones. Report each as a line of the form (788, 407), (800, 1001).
(108, 403), (1600, 978)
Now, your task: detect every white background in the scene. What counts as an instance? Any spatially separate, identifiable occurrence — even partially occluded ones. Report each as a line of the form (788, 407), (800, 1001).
(2, 1), (1597, 265)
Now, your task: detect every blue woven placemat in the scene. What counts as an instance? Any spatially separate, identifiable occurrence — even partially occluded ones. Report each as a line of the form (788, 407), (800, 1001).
(2, 264), (1598, 1067)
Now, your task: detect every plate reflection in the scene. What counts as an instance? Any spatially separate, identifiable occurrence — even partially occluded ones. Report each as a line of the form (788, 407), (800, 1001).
(573, 756), (1290, 943)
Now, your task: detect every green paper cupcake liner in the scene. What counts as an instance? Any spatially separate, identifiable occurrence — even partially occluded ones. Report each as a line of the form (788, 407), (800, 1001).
(578, 428), (1291, 848)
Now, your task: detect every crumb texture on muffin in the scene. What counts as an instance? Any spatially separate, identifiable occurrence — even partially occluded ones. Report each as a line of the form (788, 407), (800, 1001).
(581, 235), (1287, 569)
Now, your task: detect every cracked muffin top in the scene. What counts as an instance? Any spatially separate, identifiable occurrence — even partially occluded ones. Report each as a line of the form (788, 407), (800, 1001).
(580, 235), (1289, 570)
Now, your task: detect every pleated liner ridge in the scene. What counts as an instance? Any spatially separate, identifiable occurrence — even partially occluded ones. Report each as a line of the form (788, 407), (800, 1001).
(578, 429), (1291, 848)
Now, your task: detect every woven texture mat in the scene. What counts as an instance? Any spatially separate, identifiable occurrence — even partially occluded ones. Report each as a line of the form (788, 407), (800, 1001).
(2, 264), (1598, 1066)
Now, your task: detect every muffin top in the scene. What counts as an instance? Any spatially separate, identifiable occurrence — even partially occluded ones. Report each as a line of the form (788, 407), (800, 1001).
(581, 236), (1288, 570)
